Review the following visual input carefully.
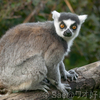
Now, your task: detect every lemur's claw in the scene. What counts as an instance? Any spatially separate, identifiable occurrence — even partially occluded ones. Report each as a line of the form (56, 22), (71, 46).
(56, 83), (71, 98)
(68, 70), (78, 81)
(62, 69), (78, 81)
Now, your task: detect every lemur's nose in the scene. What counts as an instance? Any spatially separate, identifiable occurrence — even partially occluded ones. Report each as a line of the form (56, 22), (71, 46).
(63, 29), (72, 37)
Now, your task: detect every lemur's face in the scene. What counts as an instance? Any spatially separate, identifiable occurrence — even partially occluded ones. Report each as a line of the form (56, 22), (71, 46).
(52, 11), (87, 41)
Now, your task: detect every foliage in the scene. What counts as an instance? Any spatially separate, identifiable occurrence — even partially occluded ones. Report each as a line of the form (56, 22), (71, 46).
(0, 0), (100, 99)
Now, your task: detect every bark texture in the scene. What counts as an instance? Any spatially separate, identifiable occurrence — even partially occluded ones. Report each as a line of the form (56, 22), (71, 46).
(0, 61), (100, 100)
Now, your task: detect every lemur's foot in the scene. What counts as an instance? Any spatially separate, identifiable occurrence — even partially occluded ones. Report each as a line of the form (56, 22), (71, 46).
(34, 84), (50, 93)
(40, 85), (50, 93)
(63, 70), (78, 81)
(56, 83), (71, 98)
(68, 70), (78, 81)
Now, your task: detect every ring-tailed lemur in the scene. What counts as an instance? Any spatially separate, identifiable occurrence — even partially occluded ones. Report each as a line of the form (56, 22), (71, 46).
(0, 10), (87, 97)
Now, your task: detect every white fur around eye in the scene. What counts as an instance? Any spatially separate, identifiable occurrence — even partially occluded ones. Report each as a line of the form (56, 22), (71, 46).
(63, 20), (75, 29)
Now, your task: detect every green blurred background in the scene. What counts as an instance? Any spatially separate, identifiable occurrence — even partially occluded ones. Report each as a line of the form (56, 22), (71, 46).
(0, 0), (100, 100)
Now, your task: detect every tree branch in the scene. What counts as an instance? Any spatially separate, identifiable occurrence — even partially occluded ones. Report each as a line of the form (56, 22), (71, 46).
(0, 61), (100, 100)
(23, 1), (46, 23)
(64, 0), (75, 13)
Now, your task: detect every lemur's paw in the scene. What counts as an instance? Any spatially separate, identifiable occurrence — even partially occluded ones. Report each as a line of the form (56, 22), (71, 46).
(57, 83), (71, 98)
(68, 70), (78, 81)
(62, 70), (78, 81)
(38, 85), (50, 93)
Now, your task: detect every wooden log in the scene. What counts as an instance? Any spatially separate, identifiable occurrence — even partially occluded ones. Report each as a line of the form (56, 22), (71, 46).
(0, 61), (100, 100)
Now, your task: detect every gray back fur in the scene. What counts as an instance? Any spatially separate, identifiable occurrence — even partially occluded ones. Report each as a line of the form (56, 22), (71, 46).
(0, 21), (67, 88)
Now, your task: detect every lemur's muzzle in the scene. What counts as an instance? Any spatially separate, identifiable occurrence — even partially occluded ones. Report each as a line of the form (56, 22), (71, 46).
(63, 29), (72, 37)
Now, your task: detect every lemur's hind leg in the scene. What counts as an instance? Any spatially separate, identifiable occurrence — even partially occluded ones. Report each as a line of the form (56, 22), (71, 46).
(15, 55), (48, 92)
(0, 55), (48, 95)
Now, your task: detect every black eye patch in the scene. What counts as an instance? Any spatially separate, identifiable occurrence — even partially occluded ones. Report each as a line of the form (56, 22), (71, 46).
(59, 21), (67, 29)
(70, 23), (77, 30)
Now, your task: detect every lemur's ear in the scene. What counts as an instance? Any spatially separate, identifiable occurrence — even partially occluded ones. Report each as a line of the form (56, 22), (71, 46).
(78, 15), (88, 24)
(51, 10), (60, 20)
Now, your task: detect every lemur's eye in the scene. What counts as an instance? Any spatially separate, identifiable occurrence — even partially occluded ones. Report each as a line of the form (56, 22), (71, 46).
(60, 24), (65, 29)
(60, 22), (66, 29)
(72, 25), (77, 30)
(71, 23), (77, 30)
